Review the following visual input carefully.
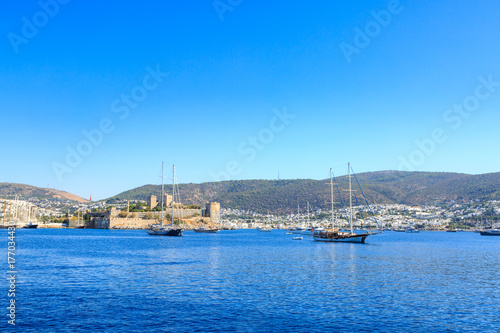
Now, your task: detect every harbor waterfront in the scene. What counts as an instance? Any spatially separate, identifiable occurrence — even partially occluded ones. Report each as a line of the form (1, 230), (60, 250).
(2, 229), (499, 332)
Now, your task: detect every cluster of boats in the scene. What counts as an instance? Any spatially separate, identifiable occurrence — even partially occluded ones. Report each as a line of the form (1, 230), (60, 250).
(262, 164), (381, 244)
(393, 228), (420, 233)
(146, 163), (380, 243)
(43, 162), (494, 241)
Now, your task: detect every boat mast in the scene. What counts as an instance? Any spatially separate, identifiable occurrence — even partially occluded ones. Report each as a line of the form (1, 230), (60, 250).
(172, 164), (175, 226)
(297, 202), (300, 225)
(2, 199), (6, 226)
(349, 162), (353, 234)
(330, 168), (335, 231)
(307, 201), (310, 226)
(161, 161), (164, 227)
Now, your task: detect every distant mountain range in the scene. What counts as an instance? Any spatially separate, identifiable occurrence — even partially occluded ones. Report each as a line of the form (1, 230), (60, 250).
(0, 183), (88, 203)
(107, 171), (500, 214)
(2, 171), (499, 214)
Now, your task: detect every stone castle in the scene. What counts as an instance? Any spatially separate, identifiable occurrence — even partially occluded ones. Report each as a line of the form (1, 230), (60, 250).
(86, 201), (220, 230)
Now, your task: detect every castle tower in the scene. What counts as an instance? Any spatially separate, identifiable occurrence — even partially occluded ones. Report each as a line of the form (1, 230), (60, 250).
(147, 195), (158, 209)
(205, 202), (221, 222)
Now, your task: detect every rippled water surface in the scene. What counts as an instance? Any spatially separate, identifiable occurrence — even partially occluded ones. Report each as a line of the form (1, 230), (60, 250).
(2, 229), (499, 332)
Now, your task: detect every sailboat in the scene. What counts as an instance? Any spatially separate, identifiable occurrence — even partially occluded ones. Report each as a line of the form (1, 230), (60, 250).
(23, 204), (38, 228)
(75, 210), (85, 229)
(313, 163), (378, 243)
(291, 203), (305, 234)
(147, 163), (184, 237)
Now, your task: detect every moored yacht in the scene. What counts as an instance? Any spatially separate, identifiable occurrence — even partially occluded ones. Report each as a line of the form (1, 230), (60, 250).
(479, 229), (500, 236)
(146, 163), (183, 237)
(313, 164), (379, 243)
(291, 227), (305, 234)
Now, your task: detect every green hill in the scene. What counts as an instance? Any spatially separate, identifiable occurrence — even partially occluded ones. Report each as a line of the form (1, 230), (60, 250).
(107, 171), (500, 214)
(0, 183), (88, 203)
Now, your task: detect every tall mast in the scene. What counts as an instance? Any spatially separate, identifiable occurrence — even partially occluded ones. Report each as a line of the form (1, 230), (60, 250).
(349, 162), (353, 234)
(3, 199), (6, 225)
(161, 161), (164, 227)
(307, 201), (310, 226)
(330, 168), (335, 231)
(297, 202), (300, 225)
(172, 165), (175, 226)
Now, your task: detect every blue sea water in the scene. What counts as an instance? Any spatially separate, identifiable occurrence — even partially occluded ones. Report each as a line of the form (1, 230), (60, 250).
(1, 229), (499, 332)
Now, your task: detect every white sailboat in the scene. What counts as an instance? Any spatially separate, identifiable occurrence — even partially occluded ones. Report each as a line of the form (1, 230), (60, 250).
(147, 163), (183, 237)
(301, 202), (320, 235)
(257, 225), (272, 232)
(313, 163), (376, 243)
(291, 203), (306, 234)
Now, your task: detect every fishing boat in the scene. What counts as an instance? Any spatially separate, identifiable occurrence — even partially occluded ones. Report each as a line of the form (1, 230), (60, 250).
(147, 163), (184, 237)
(194, 207), (221, 233)
(291, 227), (305, 234)
(313, 164), (378, 243)
(301, 227), (314, 235)
(193, 227), (219, 233)
(22, 222), (38, 229)
(257, 226), (272, 232)
(479, 229), (500, 236)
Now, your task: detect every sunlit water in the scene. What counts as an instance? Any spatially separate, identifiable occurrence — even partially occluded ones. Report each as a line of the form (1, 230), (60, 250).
(1, 229), (499, 332)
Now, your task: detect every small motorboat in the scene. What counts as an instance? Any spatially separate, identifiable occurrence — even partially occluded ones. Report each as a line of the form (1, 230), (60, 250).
(193, 227), (219, 233)
(292, 237), (303, 240)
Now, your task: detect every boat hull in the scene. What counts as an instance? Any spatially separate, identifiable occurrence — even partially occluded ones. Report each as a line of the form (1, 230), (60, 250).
(313, 232), (370, 243)
(23, 224), (38, 229)
(193, 228), (219, 233)
(479, 230), (500, 236)
(147, 228), (183, 236)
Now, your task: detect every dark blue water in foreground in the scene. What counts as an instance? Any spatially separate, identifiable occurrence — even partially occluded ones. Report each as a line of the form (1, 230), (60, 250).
(1, 229), (499, 332)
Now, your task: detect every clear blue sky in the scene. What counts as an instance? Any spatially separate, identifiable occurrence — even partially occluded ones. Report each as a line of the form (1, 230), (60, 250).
(1, 0), (499, 200)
